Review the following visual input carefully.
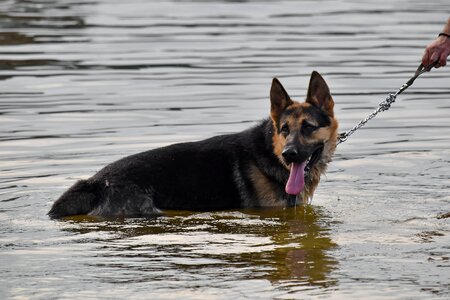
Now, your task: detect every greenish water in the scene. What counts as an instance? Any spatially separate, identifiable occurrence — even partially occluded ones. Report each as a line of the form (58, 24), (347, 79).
(0, 0), (449, 299)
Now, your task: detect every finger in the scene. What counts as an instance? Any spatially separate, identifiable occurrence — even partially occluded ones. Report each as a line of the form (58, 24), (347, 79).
(430, 51), (440, 68)
(422, 48), (430, 65)
(440, 48), (450, 67)
(439, 52), (447, 66)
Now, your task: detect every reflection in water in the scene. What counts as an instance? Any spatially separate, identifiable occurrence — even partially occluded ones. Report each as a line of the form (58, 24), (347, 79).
(0, 32), (34, 45)
(0, 0), (87, 74)
(0, 1), (85, 29)
(63, 207), (337, 291)
(245, 207), (338, 286)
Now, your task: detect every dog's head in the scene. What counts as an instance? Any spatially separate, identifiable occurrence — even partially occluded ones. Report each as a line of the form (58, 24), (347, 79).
(270, 71), (338, 202)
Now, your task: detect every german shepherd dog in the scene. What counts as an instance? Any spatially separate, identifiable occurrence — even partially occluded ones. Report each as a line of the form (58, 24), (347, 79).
(48, 71), (338, 218)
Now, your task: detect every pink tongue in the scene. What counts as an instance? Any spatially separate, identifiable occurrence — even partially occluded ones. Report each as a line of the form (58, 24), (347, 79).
(285, 162), (306, 195)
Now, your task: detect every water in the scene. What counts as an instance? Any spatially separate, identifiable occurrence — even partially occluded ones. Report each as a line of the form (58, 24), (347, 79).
(1, 0), (449, 299)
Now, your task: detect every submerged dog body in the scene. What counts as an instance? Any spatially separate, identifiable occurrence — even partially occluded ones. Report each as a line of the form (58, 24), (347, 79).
(48, 71), (338, 218)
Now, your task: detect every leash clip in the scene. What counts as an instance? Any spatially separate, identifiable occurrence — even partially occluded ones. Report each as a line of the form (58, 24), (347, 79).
(424, 60), (440, 72)
(337, 132), (348, 144)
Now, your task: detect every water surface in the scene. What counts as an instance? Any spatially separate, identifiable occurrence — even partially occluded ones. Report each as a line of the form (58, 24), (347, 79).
(1, 0), (449, 299)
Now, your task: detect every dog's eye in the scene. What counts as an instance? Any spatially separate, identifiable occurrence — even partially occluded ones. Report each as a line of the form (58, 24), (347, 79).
(280, 123), (289, 135)
(302, 122), (318, 134)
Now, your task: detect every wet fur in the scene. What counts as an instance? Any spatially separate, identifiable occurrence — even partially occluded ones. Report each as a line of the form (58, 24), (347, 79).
(48, 72), (338, 218)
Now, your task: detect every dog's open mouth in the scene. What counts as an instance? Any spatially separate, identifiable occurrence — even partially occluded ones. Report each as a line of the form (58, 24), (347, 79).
(305, 144), (323, 174)
(285, 145), (324, 195)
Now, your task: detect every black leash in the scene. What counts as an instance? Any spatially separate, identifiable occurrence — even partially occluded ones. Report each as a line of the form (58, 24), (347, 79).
(337, 61), (440, 144)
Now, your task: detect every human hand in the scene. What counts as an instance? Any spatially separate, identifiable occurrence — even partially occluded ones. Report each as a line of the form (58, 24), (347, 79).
(422, 34), (450, 68)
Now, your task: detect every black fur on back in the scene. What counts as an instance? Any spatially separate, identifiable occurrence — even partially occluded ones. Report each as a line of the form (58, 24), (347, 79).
(48, 119), (291, 218)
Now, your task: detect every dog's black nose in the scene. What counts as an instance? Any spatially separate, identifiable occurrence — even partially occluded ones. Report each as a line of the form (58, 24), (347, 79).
(282, 147), (298, 162)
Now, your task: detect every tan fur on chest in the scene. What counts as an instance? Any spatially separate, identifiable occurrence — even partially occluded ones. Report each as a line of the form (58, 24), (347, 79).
(248, 164), (285, 207)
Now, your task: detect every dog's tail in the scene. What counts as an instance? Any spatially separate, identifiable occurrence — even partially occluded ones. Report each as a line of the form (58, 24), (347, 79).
(48, 180), (99, 219)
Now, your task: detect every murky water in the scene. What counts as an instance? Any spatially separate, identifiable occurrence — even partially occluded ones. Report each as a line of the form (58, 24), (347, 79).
(1, 0), (449, 299)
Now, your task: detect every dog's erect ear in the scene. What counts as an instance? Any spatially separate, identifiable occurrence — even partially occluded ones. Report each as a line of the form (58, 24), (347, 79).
(270, 78), (293, 124)
(306, 71), (334, 117)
